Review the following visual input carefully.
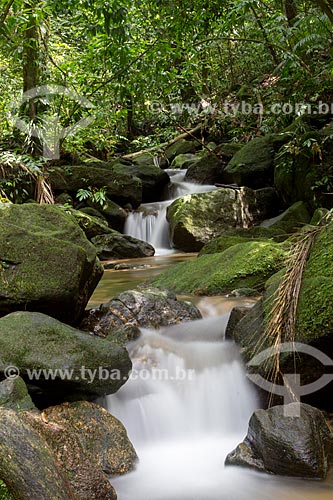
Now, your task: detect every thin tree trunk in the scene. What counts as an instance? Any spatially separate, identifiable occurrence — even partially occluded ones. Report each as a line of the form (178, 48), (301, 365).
(283, 0), (298, 26)
(22, 0), (40, 121)
(250, 5), (279, 65)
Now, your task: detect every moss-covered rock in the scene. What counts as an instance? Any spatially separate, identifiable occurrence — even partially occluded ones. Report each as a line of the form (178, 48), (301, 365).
(184, 152), (224, 185)
(84, 199), (127, 231)
(222, 137), (275, 189)
(0, 204), (103, 324)
(91, 232), (155, 260)
(49, 165), (142, 208)
(0, 311), (132, 404)
(44, 401), (137, 475)
(69, 209), (112, 240)
(109, 162), (169, 203)
(273, 130), (333, 209)
(229, 220), (333, 407)
(167, 187), (279, 252)
(199, 201), (311, 255)
(0, 377), (35, 412)
(260, 200), (311, 236)
(170, 153), (198, 169)
(165, 139), (196, 161)
(82, 288), (201, 337)
(151, 240), (287, 295)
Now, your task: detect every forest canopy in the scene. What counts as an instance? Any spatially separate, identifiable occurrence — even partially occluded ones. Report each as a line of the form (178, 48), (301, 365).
(0, 0), (333, 159)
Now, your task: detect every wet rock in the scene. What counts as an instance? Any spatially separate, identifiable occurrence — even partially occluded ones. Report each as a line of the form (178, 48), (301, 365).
(0, 377), (35, 411)
(0, 204), (103, 325)
(185, 152), (224, 184)
(225, 403), (333, 479)
(91, 232), (155, 260)
(82, 288), (202, 337)
(43, 401), (138, 475)
(0, 408), (77, 500)
(0, 311), (132, 404)
(110, 162), (170, 203)
(167, 187), (278, 252)
(171, 153), (198, 169)
(165, 139), (196, 161)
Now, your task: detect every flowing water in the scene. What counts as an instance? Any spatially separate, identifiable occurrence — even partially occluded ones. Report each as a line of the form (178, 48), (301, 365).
(103, 288), (333, 500)
(124, 170), (217, 255)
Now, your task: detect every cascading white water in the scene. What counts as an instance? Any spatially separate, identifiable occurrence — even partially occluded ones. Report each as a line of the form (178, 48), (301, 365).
(124, 170), (217, 255)
(106, 305), (258, 500)
(106, 301), (333, 500)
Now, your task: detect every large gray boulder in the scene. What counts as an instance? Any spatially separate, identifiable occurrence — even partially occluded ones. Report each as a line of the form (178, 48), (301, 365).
(91, 231), (155, 260)
(0, 377), (35, 412)
(222, 137), (274, 189)
(82, 288), (202, 337)
(49, 165), (142, 208)
(184, 152), (224, 184)
(0, 311), (132, 403)
(0, 204), (103, 325)
(110, 162), (170, 202)
(225, 403), (333, 479)
(167, 187), (278, 252)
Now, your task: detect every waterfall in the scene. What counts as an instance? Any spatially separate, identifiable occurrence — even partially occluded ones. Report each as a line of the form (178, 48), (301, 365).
(106, 304), (258, 500)
(124, 170), (217, 255)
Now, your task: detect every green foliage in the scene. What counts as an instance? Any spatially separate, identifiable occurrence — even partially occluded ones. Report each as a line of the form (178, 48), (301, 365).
(0, 480), (12, 500)
(76, 186), (107, 207)
(1, 0), (333, 156)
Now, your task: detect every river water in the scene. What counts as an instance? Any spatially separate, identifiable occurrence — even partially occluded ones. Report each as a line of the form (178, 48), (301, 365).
(89, 257), (333, 500)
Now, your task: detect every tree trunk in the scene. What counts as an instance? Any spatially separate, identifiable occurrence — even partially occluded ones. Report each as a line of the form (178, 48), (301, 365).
(22, 0), (40, 121)
(283, 0), (298, 26)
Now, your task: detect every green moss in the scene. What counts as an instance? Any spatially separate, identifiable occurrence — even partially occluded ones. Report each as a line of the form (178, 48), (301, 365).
(0, 480), (13, 500)
(151, 240), (287, 295)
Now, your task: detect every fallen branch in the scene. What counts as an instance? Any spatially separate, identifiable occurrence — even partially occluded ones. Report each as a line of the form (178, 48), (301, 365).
(121, 123), (203, 161)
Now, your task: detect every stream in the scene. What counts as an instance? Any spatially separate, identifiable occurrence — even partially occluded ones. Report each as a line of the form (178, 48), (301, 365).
(90, 259), (333, 500)
(89, 171), (333, 499)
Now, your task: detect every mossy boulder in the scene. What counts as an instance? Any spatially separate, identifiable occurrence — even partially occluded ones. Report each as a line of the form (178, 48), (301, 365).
(91, 232), (155, 260)
(49, 165), (142, 208)
(222, 137), (275, 189)
(199, 201), (311, 255)
(273, 130), (333, 209)
(167, 187), (278, 252)
(82, 288), (201, 337)
(229, 220), (333, 407)
(151, 240), (287, 295)
(165, 139), (196, 161)
(0, 204), (103, 325)
(83, 200), (127, 231)
(0, 377), (35, 412)
(260, 200), (311, 237)
(43, 401), (138, 476)
(0, 311), (132, 404)
(0, 408), (77, 500)
(109, 162), (169, 202)
(226, 403), (333, 479)
(184, 152), (224, 184)
(69, 209), (112, 240)
(170, 153), (198, 169)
